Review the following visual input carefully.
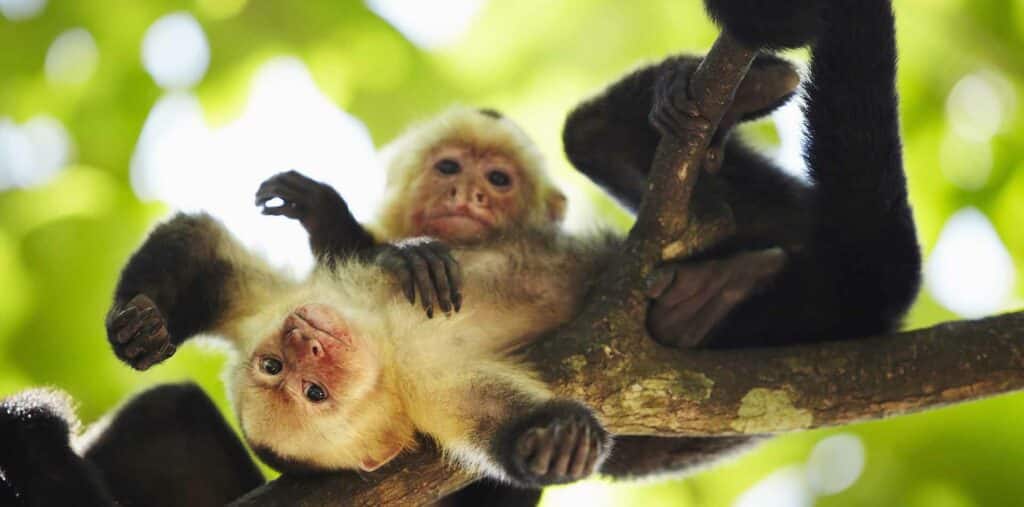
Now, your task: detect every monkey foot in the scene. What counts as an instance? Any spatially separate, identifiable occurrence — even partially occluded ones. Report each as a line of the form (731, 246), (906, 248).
(106, 294), (176, 371)
(649, 62), (726, 174)
(502, 400), (610, 487)
(645, 247), (787, 348)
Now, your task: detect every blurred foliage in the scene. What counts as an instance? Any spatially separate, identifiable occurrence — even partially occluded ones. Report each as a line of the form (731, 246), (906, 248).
(1, 0), (1023, 505)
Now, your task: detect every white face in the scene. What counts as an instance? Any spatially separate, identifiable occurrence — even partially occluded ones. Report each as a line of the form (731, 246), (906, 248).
(232, 303), (409, 472)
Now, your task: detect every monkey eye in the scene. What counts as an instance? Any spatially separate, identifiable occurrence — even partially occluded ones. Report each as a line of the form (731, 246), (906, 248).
(260, 357), (283, 375)
(435, 158), (461, 175)
(305, 383), (328, 403)
(487, 170), (511, 187)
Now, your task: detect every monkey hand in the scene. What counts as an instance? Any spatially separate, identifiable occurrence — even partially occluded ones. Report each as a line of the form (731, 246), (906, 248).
(256, 170), (347, 233)
(375, 238), (462, 319)
(644, 248), (787, 348)
(498, 400), (611, 487)
(106, 294), (176, 370)
(649, 61), (725, 175)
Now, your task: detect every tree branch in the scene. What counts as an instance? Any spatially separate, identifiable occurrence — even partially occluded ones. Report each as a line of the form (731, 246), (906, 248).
(232, 312), (1024, 506)
(231, 30), (1024, 506)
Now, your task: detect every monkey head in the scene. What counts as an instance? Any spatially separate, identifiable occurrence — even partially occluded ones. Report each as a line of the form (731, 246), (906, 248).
(230, 302), (414, 474)
(374, 106), (567, 244)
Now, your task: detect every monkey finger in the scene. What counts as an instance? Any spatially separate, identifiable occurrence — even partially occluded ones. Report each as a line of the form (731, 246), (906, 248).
(551, 421), (579, 477)
(680, 290), (747, 348)
(262, 170), (312, 194)
(260, 202), (305, 219)
(517, 430), (539, 459)
(379, 249), (416, 304)
(132, 341), (176, 371)
(583, 435), (602, 474)
(665, 103), (711, 132)
(655, 262), (721, 308)
(254, 181), (295, 206)
(650, 112), (683, 140)
(527, 426), (556, 476)
(418, 248), (453, 315)
(569, 423), (592, 478)
(427, 243), (463, 312)
(403, 250), (436, 319)
(255, 185), (302, 208)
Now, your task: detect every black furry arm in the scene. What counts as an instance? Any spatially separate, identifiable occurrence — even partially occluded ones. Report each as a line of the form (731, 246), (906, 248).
(106, 213), (287, 370)
(563, 52), (800, 210)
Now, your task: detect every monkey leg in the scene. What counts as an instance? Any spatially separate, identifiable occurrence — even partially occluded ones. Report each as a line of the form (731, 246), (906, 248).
(644, 247), (787, 348)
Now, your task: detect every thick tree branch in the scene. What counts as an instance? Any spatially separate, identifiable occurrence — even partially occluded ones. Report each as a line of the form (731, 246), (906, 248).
(231, 30), (1024, 506)
(233, 312), (1024, 506)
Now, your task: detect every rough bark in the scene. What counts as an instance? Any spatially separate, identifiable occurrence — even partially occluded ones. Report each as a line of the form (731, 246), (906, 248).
(231, 30), (1024, 506)
(232, 312), (1024, 506)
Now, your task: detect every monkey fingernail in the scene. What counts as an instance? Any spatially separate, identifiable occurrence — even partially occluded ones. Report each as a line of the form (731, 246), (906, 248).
(453, 293), (462, 312)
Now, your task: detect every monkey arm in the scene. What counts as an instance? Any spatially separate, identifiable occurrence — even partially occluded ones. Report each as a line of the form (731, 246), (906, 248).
(563, 53), (800, 210)
(106, 212), (289, 370)
(256, 170), (376, 264)
(256, 171), (461, 318)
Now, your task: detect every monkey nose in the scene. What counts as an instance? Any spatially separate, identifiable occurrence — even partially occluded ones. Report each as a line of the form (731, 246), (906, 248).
(286, 329), (326, 359)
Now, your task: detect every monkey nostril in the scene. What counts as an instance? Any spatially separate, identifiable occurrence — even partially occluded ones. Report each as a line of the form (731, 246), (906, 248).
(311, 344), (321, 357)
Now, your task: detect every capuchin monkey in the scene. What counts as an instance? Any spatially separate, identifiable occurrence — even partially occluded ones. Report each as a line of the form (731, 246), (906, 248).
(0, 384), (264, 507)
(557, 0), (920, 497)
(253, 106), (569, 320)
(104, 213), (616, 487)
(250, 78), (807, 505)
(96, 0), (916, 504)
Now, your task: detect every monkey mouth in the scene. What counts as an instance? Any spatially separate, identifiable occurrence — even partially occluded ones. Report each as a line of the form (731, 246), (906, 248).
(423, 213), (493, 238)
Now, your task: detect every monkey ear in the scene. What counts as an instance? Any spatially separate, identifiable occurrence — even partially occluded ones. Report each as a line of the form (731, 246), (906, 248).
(358, 443), (404, 472)
(546, 191), (567, 224)
(731, 54), (801, 123)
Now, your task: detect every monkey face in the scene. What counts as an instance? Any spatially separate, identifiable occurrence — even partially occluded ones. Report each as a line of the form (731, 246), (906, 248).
(231, 303), (413, 473)
(408, 143), (528, 242)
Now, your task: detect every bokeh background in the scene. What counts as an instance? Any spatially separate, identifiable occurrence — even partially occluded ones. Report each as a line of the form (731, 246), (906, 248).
(2, 0), (1023, 505)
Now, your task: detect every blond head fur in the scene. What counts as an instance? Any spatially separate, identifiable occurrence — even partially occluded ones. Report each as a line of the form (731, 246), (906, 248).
(372, 105), (566, 240)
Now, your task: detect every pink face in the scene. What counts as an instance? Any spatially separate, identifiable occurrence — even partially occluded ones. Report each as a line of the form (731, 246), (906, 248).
(249, 303), (376, 408)
(407, 144), (528, 243)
